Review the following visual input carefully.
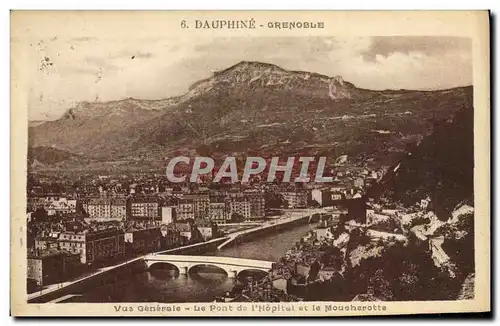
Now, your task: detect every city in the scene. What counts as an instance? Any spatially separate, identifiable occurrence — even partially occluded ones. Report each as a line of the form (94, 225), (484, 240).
(26, 160), (379, 290)
(26, 151), (474, 303)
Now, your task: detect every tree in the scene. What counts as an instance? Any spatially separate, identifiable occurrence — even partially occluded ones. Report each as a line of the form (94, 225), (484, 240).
(265, 192), (285, 209)
(321, 246), (342, 268)
(369, 269), (394, 300)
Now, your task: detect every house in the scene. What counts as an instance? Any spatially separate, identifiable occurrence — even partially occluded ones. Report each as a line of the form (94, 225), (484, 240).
(172, 221), (203, 245)
(183, 192), (210, 219)
(27, 197), (48, 213)
(63, 221), (86, 233)
(34, 232), (60, 251)
(196, 220), (220, 241)
(227, 196), (251, 221)
(110, 197), (127, 220)
(129, 196), (161, 221)
(314, 227), (335, 241)
(27, 249), (81, 286)
(176, 199), (195, 220)
(281, 190), (307, 208)
(243, 190), (266, 219)
(124, 225), (161, 255)
(330, 185), (347, 193)
(311, 189), (324, 206)
(37, 226), (126, 265)
(354, 177), (365, 188)
(160, 224), (181, 249)
(86, 198), (112, 219)
(318, 267), (338, 281)
(161, 206), (177, 225)
(366, 229), (407, 243)
(83, 196), (127, 220)
(228, 200), (251, 221)
(208, 202), (228, 224)
(311, 188), (331, 206)
(44, 197), (77, 216)
(331, 191), (344, 201)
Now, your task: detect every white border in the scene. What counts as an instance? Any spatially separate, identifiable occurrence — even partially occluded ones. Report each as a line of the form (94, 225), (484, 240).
(3, 1), (498, 326)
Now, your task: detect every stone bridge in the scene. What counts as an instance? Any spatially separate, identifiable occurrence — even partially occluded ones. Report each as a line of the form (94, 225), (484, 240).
(143, 254), (274, 278)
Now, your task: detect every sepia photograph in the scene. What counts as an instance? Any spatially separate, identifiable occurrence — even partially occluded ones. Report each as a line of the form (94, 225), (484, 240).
(10, 10), (490, 316)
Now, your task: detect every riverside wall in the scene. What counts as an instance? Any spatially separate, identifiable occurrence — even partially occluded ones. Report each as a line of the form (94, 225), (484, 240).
(28, 237), (228, 303)
(219, 214), (311, 249)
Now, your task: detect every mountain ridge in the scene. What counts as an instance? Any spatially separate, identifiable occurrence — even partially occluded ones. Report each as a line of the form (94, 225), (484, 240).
(28, 61), (473, 170)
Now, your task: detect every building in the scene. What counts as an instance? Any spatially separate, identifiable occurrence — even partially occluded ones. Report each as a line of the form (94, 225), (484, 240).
(110, 198), (127, 220)
(27, 197), (47, 213)
(34, 232), (60, 251)
(86, 198), (111, 219)
(37, 226), (126, 265)
(310, 188), (344, 206)
(130, 196), (160, 221)
(331, 192), (344, 201)
(124, 226), (161, 255)
(354, 177), (365, 188)
(160, 223), (182, 249)
(177, 199), (195, 220)
(184, 193), (210, 220)
(244, 191), (266, 219)
(311, 188), (343, 206)
(83, 197), (127, 220)
(161, 206), (177, 225)
(208, 202), (228, 224)
(63, 221), (87, 233)
(172, 222), (203, 245)
(282, 190), (307, 208)
(227, 198), (251, 221)
(314, 226), (336, 241)
(330, 185), (347, 193)
(196, 220), (220, 241)
(44, 197), (77, 216)
(27, 250), (81, 286)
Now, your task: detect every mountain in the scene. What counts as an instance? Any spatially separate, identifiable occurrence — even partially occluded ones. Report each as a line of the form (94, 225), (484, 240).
(29, 61), (473, 170)
(27, 146), (90, 168)
(28, 120), (47, 128)
(369, 104), (474, 220)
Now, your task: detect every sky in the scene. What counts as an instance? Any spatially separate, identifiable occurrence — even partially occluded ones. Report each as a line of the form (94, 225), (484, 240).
(20, 36), (472, 121)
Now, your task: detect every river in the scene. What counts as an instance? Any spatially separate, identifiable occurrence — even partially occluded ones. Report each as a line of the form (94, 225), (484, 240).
(72, 222), (317, 303)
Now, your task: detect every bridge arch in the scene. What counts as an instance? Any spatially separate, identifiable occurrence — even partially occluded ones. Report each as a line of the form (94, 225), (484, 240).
(188, 264), (229, 277)
(236, 268), (269, 280)
(147, 261), (181, 274)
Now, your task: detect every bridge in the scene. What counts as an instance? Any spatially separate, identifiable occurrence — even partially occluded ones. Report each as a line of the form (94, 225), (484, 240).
(143, 254), (274, 278)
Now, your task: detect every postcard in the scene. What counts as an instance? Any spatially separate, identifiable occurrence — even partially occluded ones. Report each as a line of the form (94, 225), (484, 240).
(10, 10), (490, 316)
